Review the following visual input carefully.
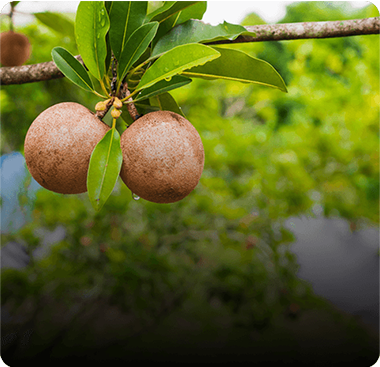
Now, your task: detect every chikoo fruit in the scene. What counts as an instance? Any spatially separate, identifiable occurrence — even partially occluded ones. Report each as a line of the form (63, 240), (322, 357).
(120, 110), (204, 203)
(0, 31), (31, 66)
(24, 102), (110, 194)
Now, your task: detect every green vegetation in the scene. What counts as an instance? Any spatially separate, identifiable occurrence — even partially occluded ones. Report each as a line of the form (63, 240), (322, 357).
(1, 2), (378, 364)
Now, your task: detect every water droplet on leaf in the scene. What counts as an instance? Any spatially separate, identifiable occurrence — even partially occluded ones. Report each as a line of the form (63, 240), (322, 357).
(164, 76), (172, 82)
(132, 192), (140, 201)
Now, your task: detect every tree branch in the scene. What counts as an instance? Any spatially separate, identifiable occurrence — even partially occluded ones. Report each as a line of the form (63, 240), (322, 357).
(208, 17), (380, 45)
(0, 18), (378, 86)
(0, 55), (83, 85)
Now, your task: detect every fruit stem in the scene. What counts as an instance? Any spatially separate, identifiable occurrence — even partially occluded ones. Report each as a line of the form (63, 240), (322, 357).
(120, 82), (140, 121)
(93, 90), (108, 98)
(127, 52), (160, 80)
(99, 79), (110, 97)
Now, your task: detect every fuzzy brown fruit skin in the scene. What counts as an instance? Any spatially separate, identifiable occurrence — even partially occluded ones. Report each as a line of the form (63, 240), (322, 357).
(120, 111), (205, 204)
(24, 102), (110, 194)
(0, 31), (31, 66)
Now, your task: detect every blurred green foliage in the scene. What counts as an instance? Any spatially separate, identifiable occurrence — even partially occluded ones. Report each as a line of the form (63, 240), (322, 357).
(1, 2), (379, 362)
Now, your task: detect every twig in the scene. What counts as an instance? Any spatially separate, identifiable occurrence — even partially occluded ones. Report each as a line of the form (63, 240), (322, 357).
(0, 56), (83, 85)
(208, 17), (379, 45)
(120, 83), (140, 122)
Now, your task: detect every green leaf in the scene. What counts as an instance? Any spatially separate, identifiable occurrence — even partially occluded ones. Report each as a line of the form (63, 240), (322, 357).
(136, 43), (220, 91)
(135, 101), (160, 114)
(52, 47), (94, 92)
(34, 12), (75, 40)
(152, 2), (207, 46)
(105, 1), (113, 13)
(109, 1), (148, 61)
(370, 1), (380, 13)
(87, 128), (123, 211)
(75, 1), (110, 81)
(118, 22), (159, 83)
(147, 1), (200, 23)
(145, 1), (175, 22)
(134, 75), (191, 101)
(176, 1), (207, 24)
(104, 3), (112, 72)
(182, 47), (288, 92)
(152, 19), (255, 57)
(151, 92), (186, 117)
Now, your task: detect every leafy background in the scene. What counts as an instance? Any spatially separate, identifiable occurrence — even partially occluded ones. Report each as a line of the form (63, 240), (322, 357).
(1, 2), (379, 365)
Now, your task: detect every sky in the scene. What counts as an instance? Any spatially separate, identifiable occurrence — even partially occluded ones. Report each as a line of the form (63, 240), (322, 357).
(0, 1), (373, 27)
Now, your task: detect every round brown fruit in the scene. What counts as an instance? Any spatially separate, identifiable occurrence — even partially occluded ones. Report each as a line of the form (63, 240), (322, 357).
(120, 110), (204, 204)
(24, 102), (110, 194)
(0, 31), (31, 66)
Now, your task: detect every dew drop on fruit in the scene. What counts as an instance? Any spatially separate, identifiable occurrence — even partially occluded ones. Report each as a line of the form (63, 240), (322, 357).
(132, 192), (140, 201)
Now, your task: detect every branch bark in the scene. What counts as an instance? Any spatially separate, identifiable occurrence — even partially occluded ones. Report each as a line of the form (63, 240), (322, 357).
(208, 17), (380, 45)
(0, 18), (378, 86)
(0, 55), (84, 85)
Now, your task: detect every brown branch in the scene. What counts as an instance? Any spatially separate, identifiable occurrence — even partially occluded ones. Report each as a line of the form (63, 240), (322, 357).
(0, 18), (378, 86)
(0, 55), (83, 85)
(208, 17), (379, 45)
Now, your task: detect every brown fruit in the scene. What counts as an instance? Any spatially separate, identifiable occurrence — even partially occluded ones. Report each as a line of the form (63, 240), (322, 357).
(0, 31), (31, 66)
(24, 102), (110, 194)
(120, 110), (205, 204)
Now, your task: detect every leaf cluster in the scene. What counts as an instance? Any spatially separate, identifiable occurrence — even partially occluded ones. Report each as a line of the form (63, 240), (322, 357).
(49, 1), (287, 211)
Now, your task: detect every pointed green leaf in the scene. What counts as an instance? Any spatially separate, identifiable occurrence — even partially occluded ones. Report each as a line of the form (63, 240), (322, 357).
(182, 47), (288, 92)
(34, 12), (75, 40)
(151, 92), (186, 117)
(87, 128), (123, 211)
(145, 1), (175, 22)
(109, 1), (147, 60)
(152, 2), (207, 46)
(118, 22), (159, 83)
(136, 43), (220, 91)
(147, 1), (200, 23)
(75, 1), (110, 81)
(176, 1), (207, 24)
(52, 47), (94, 92)
(134, 75), (191, 101)
(152, 19), (255, 57)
